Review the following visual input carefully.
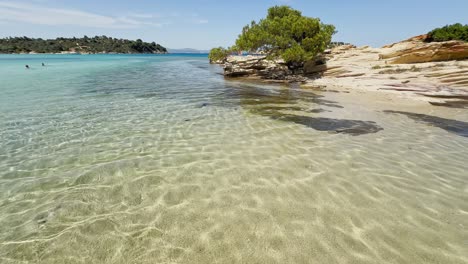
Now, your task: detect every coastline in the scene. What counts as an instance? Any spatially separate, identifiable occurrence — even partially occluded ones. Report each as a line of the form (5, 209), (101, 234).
(218, 38), (468, 108)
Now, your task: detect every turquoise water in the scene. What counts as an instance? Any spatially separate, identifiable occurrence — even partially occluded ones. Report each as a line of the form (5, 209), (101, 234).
(1, 54), (467, 264)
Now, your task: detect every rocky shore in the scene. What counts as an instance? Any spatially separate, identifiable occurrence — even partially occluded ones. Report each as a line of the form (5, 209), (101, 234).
(215, 35), (468, 107)
(306, 35), (468, 106)
(222, 56), (308, 82)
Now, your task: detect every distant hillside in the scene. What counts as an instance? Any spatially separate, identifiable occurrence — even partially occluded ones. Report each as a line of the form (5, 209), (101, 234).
(168, 48), (209, 54)
(0, 36), (167, 54)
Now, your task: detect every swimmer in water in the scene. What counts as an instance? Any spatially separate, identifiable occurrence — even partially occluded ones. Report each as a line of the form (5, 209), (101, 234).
(25, 65), (30, 69)
(42, 63), (45, 66)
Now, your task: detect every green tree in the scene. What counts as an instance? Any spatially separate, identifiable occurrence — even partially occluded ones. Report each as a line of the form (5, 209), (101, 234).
(233, 5), (336, 65)
(427, 23), (468, 42)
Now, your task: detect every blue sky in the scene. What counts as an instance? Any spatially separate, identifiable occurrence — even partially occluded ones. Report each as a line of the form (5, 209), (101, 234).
(0, 0), (466, 49)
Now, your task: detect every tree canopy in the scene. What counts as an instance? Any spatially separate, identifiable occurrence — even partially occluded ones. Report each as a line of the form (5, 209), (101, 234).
(0, 36), (167, 54)
(427, 23), (468, 42)
(232, 6), (336, 65)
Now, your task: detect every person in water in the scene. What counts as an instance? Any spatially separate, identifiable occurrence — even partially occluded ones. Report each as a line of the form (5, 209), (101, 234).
(25, 65), (30, 69)
(42, 63), (45, 66)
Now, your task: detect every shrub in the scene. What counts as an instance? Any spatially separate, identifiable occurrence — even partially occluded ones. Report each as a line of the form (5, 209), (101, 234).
(426, 23), (468, 42)
(208, 47), (229, 63)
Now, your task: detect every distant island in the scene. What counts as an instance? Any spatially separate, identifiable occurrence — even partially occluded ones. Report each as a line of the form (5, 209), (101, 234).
(168, 48), (209, 54)
(0, 36), (167, 54)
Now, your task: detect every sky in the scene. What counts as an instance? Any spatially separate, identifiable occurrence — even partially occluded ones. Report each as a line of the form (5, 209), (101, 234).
(0, 0), (467, 49)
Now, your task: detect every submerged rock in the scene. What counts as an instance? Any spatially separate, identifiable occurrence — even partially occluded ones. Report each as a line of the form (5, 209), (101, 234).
(384, 110), (468, 137)
(273, 115), (383, 135)
(197, 103), (209, 108)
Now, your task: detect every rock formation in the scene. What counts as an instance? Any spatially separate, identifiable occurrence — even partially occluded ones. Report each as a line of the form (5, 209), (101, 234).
(379, 35), (468, 64)
(215, 35), (467, 92)
(223, 56), (307, 82)
(220, 45), (358, 82)
(301, 36), (468, 108)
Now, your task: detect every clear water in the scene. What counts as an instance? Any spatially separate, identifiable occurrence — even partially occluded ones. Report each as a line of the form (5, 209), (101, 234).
(0, 54), (467, 264)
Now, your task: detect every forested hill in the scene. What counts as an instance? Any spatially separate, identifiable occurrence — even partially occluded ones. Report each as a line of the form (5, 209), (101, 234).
(0, 36), (167, 54)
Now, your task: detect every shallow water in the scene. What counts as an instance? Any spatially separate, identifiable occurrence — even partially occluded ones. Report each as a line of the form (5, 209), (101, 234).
(0, 54), (467, 264)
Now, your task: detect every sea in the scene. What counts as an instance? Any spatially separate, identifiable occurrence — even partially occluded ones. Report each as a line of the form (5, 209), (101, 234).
(0, 54), (467, 264)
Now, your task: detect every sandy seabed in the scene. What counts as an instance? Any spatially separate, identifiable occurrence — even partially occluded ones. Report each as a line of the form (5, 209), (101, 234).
(1, 56), (467, 264)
